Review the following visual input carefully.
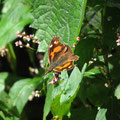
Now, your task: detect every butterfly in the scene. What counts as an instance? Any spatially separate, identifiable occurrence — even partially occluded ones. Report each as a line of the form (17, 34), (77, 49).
(45, 37), (79, 74)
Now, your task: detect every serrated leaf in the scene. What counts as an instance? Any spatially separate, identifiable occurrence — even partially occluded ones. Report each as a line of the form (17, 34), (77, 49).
(95, 108), (107, 120)
(31, 0), (87, 51)
(0, 0), (33, 48)
(9, 77), (42, 114)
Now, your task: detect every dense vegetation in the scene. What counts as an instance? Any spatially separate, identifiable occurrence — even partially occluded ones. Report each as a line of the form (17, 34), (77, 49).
(0, 0), (120, 120)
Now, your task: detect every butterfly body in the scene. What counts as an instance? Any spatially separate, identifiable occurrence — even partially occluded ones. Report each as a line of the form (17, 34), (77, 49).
(45, 37), (79, 74)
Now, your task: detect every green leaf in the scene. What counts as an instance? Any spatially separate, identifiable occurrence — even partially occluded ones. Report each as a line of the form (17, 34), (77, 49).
(114, 84), (120, 99)
(51, 95), (71, 119)
(0, 91), (19, 117)
(43, 72), (69, 120)
(95, 108), (107, 120)
(9, 77), (42, 114)
(0, 0), (33, 48)
(37, 40), (48, 52)
(60, 67), (82, 104)
(86, 83), (109, 106)
(81, 5), (102, 35)
(84, 68), (101, 77)
(52, 71), (68, 99)
(31, 0), (87, 52)
(50, 71), (70, 118)
(75, 38), (97, 69)
(0, 72), (9, 92)
(51, 64), (87, 118)
(0, 111), (19, 120)
(43, 75), (54, 120)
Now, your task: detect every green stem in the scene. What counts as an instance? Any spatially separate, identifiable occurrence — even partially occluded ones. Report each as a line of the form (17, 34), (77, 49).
(7, 43), (16, 73)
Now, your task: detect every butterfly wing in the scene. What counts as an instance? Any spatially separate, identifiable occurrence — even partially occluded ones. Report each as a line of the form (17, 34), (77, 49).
(48, 37), (66, 64)
(46, 37), (79, 74)
(53, 45), (79, 72)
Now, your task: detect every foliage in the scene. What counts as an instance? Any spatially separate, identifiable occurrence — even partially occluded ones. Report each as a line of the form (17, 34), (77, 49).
(0, 0), (120, 120)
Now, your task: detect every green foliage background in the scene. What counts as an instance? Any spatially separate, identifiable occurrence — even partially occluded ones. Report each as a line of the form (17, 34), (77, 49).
(0, 0), (120, 120)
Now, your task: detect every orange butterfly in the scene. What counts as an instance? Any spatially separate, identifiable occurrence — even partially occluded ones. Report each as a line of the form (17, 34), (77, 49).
(45, 37), (79, 74)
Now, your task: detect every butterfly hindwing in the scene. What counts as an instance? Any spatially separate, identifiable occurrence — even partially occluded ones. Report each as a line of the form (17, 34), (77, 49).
(53, 61), (74, 72)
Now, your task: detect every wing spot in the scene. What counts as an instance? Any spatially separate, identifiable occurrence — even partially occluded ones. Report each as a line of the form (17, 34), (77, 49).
(68, 66), (72, 68)
(49, 44), (53, 48)
(54, 41), (59, 44)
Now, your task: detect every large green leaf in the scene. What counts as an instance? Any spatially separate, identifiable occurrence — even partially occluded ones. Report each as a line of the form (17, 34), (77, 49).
(0, 0), (33, 48)
(50, 71), (70, 118)
(43, 71), (68, 120)
(9, 77), (42, 114)
(60, 65), (86, 104)
(31, 0), (87, 52)
(50, 64), (87, 118)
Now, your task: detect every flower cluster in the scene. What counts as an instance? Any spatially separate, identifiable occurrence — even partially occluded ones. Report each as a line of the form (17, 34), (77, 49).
(0, 46), (8, 57)
(72, 36), (81, 48)
(15, 31), (40, 48)
(28, 90), (41, 101)
(89, 57), (97, 64)
(48, 73), (61, 86)
(29, 66), (39, 75)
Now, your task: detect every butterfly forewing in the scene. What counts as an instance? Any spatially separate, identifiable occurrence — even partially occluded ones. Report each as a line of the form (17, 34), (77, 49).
(48, 37), (66, 64)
